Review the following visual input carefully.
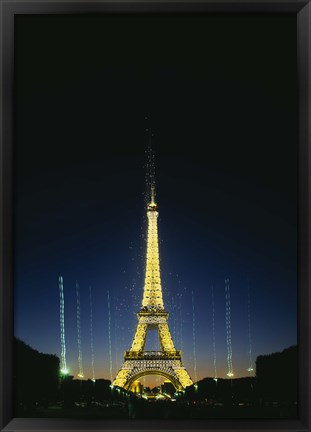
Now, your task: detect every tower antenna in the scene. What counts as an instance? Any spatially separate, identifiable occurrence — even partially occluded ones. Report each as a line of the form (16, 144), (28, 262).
(145, 114), (156, 205)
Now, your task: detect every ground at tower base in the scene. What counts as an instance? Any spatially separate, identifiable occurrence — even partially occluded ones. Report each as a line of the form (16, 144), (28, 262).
(14, 339), (297, 419)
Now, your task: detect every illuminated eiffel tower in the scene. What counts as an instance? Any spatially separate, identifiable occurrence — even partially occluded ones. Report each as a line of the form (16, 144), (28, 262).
(113, 186), (193, 391)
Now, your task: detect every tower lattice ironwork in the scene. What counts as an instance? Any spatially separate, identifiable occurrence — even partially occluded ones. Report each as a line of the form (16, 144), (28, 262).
(113, 188), (193, 391)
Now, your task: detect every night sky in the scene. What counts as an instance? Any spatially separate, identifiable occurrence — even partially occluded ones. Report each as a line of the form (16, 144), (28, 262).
(14, 14), (297, 386)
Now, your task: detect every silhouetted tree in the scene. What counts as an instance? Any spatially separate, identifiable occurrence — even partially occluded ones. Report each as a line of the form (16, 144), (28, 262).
(256, 345), (297, 405)
(14, 338), (60, 414)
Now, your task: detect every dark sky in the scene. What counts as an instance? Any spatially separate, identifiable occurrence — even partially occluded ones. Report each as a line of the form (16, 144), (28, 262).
(14, 14), (297, 385)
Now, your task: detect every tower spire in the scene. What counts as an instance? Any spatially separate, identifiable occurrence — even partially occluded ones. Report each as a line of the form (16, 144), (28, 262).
(145, 114), (156, 207)
(151, 184), (155, 205)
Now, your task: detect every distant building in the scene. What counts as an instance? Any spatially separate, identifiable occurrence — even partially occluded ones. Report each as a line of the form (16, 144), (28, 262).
(131, 380), (143, 394)
(161, 380), (175, 396)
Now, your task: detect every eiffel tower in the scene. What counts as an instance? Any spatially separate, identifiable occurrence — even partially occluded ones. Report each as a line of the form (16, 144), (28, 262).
(113, 186), (193, 391)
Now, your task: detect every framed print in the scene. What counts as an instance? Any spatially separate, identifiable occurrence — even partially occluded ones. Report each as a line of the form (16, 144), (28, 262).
(1, 1), (310, 431)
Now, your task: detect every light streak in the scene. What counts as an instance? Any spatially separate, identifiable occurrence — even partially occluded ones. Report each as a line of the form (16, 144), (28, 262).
(107, 290), (113, 383)
(89, 286), (95, 382)
(211, 284), (218, 380)
(225, 278), (234, 377)
(171, 296), (176, 342)
(247, 279), (254, 373)
(179, 293), (183, 351)
(76, 281), (84, 379)
(173, 274), (182, 349)
(59, 276), (68, 375)
(192, 290), (198, 384)
(114, 298), (118, 370)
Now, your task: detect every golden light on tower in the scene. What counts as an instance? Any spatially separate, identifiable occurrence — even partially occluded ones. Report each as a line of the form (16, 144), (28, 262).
(113, 152), (193, 391)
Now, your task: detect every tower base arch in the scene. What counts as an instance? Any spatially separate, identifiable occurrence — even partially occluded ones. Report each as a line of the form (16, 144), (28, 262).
(113, 356), (192, 391)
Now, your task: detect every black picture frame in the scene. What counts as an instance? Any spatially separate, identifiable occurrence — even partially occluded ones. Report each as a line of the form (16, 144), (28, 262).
(0, 1), (310, 431)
